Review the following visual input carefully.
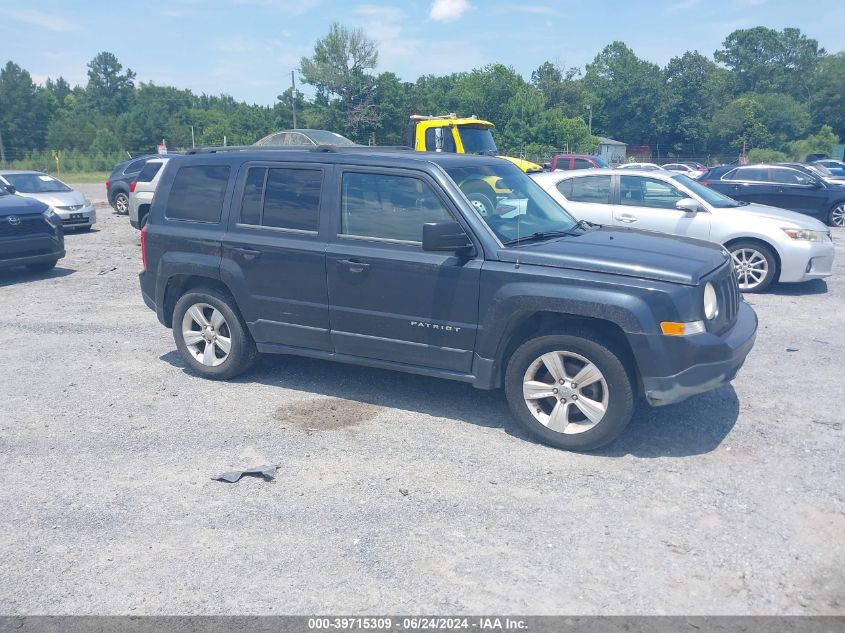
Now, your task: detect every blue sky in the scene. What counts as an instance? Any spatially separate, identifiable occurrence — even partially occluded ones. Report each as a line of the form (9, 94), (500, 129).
(1, 0), (843, 105)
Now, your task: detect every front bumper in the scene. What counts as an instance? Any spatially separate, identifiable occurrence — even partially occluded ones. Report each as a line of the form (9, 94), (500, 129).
(0, 234), (65, 270)
(636, 302), (758, 406)
(777, 237), (835, 283)
(55, 205), (96, 229)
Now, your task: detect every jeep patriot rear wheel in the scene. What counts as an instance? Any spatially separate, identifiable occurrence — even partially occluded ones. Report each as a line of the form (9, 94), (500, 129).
(173, 287), (257, 379)
(505, 332), (635, 451)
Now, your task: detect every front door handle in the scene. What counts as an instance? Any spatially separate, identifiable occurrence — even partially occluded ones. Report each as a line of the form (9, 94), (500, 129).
(617, 214), (638, 223)
(337, 259), (370, 274)
(231, 247), (261, 260)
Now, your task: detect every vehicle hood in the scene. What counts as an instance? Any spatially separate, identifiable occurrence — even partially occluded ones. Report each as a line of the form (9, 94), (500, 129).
(498, 155), (543, 173)
(14, 190), (88, 207)
(0, 194), (49, 217)
(498, 227), (728, 286)
(730, 203), (829, 230)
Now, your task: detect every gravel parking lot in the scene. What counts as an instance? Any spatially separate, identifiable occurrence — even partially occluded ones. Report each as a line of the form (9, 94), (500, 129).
(0, 183), (843, 615)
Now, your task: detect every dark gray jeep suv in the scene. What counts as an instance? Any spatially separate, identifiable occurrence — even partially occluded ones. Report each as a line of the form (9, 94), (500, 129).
(139, 147), (757, 450)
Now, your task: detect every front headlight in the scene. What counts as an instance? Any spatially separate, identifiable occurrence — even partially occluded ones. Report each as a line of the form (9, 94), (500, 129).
(704, 282), (719, 320)
(43, 207), (62, 227)
(782, 228), (826, 242)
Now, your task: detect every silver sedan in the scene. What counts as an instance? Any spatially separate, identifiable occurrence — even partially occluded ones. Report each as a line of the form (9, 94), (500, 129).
(531, 169), (835, 292)
(0, 170), (96, 231)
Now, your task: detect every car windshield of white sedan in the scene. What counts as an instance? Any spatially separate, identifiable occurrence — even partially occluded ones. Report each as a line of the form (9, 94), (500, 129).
(445, 164), (580, 245)
(671, 174), (743, 208)
(4, 173), (71, 193)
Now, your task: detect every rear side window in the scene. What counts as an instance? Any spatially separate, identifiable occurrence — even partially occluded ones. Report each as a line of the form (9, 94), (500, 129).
(341, 172), (453, 242)
(729, 167), (769, 182)
(123, 159), (148, 175)
(165, 165), (230, 223)
(136, 161), (163, 183)
(555, 158), (571, 170)
(237, 167), (322, 231)
(557, 175), (611, 203)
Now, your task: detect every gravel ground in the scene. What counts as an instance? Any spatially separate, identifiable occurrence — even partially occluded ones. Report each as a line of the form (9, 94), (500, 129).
(0, 183), (842, 615)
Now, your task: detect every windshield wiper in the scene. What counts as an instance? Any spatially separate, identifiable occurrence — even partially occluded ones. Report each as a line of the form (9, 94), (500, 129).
(503, 229), (582, 246)
(576, 219), (601, 230)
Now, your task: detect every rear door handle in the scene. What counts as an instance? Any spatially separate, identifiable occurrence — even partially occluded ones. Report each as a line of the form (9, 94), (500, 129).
(617, 214), (638, 223)
(337, 259), (370, 273)
(231, 247), (261, 260)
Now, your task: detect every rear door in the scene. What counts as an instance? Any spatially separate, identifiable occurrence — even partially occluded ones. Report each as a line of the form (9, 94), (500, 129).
(720, 167), (775, 205)
(325, 167), (481, 373)
(221, 162), (331, 351)
(553, 174), (614, 224)
(612, 175), (711, 240)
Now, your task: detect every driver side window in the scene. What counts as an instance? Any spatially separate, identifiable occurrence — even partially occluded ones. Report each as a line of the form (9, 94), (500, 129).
(620, 176), (686, 209)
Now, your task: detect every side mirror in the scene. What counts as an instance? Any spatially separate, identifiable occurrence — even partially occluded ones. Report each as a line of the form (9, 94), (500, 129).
(675, 197), (702, 214)
(3, 184), (16, 194)
(808, 179), (823, 189)
(423, 221), (473, 253)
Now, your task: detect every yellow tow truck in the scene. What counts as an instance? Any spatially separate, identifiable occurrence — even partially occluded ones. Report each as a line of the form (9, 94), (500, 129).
(405, 114), (542, 215)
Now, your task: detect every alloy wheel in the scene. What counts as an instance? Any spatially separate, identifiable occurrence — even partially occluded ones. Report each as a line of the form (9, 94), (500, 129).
(115, 194), (129, 214)
(181, 303), (232, 367)
(731, 248), (769, 291)
(522, 350), (609, 434)
(831, 204), (845, 227)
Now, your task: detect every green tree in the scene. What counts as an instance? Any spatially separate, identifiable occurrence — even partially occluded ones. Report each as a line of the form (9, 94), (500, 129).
(583, 42), (664, 143)
(661, 51), (727, 151)
(372, 72), (413, 145)
(531, 62), (583, 116)
(85, 52), (136, 116)
(809, 52), (845, 139)
(714, 27), (824, 99)
(789, 125), (840, 161)
(299, 23), (379, 139)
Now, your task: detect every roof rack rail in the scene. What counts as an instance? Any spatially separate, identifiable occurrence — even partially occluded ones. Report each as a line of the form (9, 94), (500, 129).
(186, 144), (416, 155)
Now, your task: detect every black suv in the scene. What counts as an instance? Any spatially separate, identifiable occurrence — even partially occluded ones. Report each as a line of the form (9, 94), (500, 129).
(139, 147), (757, 450)
(0, 187), (65, 272)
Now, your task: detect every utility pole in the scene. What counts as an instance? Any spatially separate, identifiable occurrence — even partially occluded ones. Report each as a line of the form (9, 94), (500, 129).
(585, 104), (593, 135)
(0, 127), (5, 166)
(190, 125), (195, 149)
(291, 70), (298, 129)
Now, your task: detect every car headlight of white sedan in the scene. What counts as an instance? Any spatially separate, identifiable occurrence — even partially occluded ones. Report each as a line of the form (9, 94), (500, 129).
(781, 228), (827, 242)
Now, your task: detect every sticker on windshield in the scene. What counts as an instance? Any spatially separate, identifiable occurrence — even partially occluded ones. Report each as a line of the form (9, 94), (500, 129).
(38, 175), (55, 181)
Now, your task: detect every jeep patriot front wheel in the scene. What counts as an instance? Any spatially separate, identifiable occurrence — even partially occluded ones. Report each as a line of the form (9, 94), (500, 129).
(505, 332), (635, 451)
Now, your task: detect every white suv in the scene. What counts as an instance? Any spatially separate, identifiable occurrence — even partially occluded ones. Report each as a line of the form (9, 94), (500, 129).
(129, 158), (169, 229)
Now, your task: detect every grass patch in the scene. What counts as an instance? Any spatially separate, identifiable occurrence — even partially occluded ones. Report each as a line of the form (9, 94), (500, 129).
(53, 171), (110, 184)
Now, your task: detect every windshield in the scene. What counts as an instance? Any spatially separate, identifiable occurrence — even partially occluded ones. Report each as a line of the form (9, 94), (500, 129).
(457, 125), (498, 156)
(593, 156), (610, 168)
(445, 163), (579, 245)
(671, 174), (742, 208)
(806, 164), (832, 177)
(3, 173), (71, 193)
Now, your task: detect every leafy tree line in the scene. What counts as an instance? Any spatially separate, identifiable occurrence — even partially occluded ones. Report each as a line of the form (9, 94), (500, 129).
(0, 25), (842, 172)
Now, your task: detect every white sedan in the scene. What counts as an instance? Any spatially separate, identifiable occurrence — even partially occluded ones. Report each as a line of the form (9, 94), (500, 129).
(617, 162), (663, 171)
(531, 169), (835, 292)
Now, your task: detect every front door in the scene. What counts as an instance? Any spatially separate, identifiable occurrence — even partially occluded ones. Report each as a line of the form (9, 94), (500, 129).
(326, 168), (481, 373)
(221, 163), (331, 351)
(769, 167), (829, 218)
(613, 175), (711, 240)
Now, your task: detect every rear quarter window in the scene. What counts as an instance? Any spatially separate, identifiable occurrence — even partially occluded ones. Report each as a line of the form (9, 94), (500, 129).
(165, 165), (230, 223)
(136, 161), (164, 183)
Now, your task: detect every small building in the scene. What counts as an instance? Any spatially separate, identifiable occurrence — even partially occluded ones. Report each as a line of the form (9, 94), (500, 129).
(597, 137), (627, 165)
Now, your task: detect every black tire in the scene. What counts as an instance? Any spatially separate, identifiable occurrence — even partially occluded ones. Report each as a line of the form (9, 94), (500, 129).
(139, 212), (148, 229)
(113, 192), (129, 215)
(727, 240), (777, 293)
(460, 181), (497, 215)
(504, 331), (635, 451)
(172, 287), (257, 380)
(26, 259), (58, 273)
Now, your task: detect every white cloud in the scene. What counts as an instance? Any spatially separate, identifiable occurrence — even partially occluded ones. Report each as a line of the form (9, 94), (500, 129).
(0, 8), (79, 32)
(429, 0), (470, 23)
